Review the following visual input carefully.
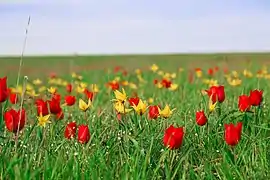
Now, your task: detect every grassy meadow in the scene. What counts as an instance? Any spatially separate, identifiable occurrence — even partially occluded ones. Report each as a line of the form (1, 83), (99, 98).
(0, 53), (270, 179)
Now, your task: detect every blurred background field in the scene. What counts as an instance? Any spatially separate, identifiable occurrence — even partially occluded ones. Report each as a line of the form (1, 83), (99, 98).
(1, 52), (270, 82)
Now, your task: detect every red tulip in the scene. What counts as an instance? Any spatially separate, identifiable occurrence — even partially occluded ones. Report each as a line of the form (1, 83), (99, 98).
(77, 125), (90, 144)
(53, 93), (61, 101)
(4, 108), (26, 133)
(66, 83), (72, 93)
(249, 90), (263, 106)
(48, 97), (62, 114)
(208, 68), (214, 76)
(9, 93), (18, 104)
(238, 95), (250, 112)
(206, 85), (225, 103)
(84, 89), (94, 101)
(163, 125), (184, 150)
(196, 111), (207, 126)
(0, 76), (8, 103)
(128, 97), (140, 106)
(161, 79), (172, 88)
(224, 122), (242, 146)
(64, 122), (77, 139)
(107, 81), (119, 90)
(35, 99), (49, 116)
(153, 79), (158, 85)
(56, 110), (64, 120)
(65, 95), (76, 106)
(148, 105), (159, 119)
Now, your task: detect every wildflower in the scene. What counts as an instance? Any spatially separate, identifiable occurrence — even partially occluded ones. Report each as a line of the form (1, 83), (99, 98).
(37, 113), (51, 128)
(163, 125), (184, 150)
(209, 98), (217, 113)
(224, 122), (242, 146)
(158, 105), (175, 118)
(114, 101), (132, 114)
(66, 83), (72, 93)
(64, 122), (77, 139)
(148, 105), (159, 119)
(65, 95), (76, 106)
(35, 99), (49, 116)
(48, 97), (62, 114)
(132, 99), (147, 116)
(33, 78), (42, 85)
(196, 111), (207, 126)
(128, 97), (140, 106)
(249, 90), (263, 106)
(113, 88), (127, 103)
(205, 85), (225, 103)
(4, 108), (26, 133)
(47, 87), (57, 94)
(238, 95), (251, 112)
(0, 76), (8, 103)
(77, 125), (90, 144)
(150, 64), (159, 72)
(79, 98), (91, 112)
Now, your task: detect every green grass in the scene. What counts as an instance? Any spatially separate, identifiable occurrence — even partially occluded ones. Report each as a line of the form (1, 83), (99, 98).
(0, 53), (270, 179)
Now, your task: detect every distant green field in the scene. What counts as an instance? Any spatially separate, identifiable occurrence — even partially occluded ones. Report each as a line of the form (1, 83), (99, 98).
(1, 53), (270, 79)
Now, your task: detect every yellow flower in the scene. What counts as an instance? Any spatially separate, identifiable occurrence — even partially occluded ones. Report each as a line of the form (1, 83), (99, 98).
(71, 72), (78, 78)
(148, 98), (154, 104)
(121, 80), (129, 86)
(26, 90), (40, 97)
(33, 78), (42, 85)
(129, 83), (137, 89)
(171, 73), (177, 79)
(169, 83), (178, 91)
(135, 69), (141, 75)
(114, 101), (132, 114)
(163, 73), (171, 79)
(131, 99), (148, 116)
(47, 87), (57, 94)
(76, 86), (85, 94)
(114, 76), (121, 82)
(196, 70), (202, 78)
(178, 68), (184, 72)
(137, 75), (147, 83)
(232, 71), (238, 78)
(158, 105), (175, 118)
(156, 82), (163, 89)
(209, 98), (217, 113)
(208, 79), (218, 87)
(228, 78), (242, 86)
(150, 64), (159, 72)
(26, 84), (34, 91)
(80, 82), (88, 89)
(157, 70), (164, 76)
(37, 113), (51, 128)
(113, 88), (127, 103)
(243, 69), (253, 78)
(77, 75), (83, 80)
(91, 84), (99, 93)
(79, 98), (92, 112)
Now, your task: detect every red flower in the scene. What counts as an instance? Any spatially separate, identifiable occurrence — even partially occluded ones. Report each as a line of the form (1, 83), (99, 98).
(56, 110), (64, 120)
(77, 125), (90, 144)
(84, 89), (94, 101)
(48, 97), (62, 114)
(53, 93), (61, 102)
(224, 122), (242, 146)
(35, 99), (49, 116)
(208, 68), (214, 76)
(66, 83), (72, 93)
(4, 108), (26, 133)
(161, 79), (172, 88)
(0, 76), (8, 103)
(64, 122), (77, 139)
(196, 111), (207, 126)
(65, 95), (76, 106)
(249, 90), (263, 106)
(49, 72), (57, 79)
(153, 79), (158, 85)
(206, 85), (225, 103)
(128, 97), (140, 106)
(163, 125), (184, 150)
(238, 95), (251, 112)
(214, 66), (219, 72)
(148, 105), (159, 119)
(9, 93), (18, 104)
(107, 81), (120, 90)
(114, 66), (122, 73)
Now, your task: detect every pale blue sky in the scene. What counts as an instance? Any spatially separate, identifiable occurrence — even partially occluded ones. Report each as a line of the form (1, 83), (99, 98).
(0, 0), (270, 55)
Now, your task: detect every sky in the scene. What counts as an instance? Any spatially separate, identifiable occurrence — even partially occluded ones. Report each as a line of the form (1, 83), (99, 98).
(0, 0), (270, 55)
